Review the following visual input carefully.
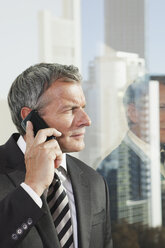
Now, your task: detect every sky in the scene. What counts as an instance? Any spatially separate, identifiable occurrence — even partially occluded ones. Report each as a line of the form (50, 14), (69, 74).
(82, 0), (165, 78)
(147, 0), (165, 75)
(0, 0), (61, 98)
(0, 0), (164, 97)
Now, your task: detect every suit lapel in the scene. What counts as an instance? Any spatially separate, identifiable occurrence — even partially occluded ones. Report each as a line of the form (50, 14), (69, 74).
(67, 155), (92, 248)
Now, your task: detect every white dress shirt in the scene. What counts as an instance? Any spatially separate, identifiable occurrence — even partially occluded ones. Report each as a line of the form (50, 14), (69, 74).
(17, 135), (78, 248)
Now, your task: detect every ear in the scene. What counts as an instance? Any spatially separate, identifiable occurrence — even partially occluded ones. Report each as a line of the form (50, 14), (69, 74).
(21, 107), (32, 120)
(127, 103), (139, 123)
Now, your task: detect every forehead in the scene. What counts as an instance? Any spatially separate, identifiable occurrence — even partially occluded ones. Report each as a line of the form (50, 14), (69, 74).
(44, 80), (85, 105)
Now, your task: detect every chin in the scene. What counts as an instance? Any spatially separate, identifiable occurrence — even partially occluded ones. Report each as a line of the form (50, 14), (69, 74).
(72, 144), (85, 152)
(64, 143), (85, 153)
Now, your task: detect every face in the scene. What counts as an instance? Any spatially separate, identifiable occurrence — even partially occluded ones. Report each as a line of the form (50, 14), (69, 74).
(39, 80), (91, 153)
(127, 101), (148, 141)
(159, 84), (165, 143)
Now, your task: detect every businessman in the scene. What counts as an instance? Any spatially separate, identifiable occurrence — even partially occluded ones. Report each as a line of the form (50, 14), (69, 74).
(0, 63), (112, 248)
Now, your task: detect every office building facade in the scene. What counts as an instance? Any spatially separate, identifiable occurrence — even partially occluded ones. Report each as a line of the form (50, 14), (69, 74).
(104, 0), (145, 58)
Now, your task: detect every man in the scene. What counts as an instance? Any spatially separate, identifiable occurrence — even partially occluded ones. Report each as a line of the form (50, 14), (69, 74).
(97, 77), (151, 224)
(151, 76), (165, 171)
(151, 75), (165, 226)
(0, 63), (112, 247)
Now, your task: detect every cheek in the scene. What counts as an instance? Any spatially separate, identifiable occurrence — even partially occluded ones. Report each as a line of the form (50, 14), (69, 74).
(55, 117), (74, 133)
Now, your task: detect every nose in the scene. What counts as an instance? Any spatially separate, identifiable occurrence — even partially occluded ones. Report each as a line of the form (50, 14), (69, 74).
(77, 108), (91, 127)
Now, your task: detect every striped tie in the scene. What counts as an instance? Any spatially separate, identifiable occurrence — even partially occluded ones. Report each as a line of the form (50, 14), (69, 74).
(47, 173), (74, 248)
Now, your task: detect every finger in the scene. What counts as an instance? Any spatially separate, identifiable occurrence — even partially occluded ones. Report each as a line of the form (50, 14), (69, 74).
(43, 139), (62, 161)
(47, 147), (62, 162)
(34, 128), (62, 146)
(42, 140), (63, 168)
(43, 138), (59, 149)
(55, 153), (63, 168)
(25, 121), (35, 149)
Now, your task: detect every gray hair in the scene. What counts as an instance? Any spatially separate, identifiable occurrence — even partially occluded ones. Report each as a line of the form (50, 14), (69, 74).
(123, 75), (149, 108)
(8, 63), (82, 135)
(123, 75), (149, 127)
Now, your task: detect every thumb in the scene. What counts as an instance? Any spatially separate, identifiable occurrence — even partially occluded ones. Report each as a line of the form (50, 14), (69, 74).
(25, 121), (34, 150)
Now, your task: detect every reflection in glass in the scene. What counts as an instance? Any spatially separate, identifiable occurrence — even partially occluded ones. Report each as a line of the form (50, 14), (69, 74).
(97, 77), (151, 225)
(97, 76), (163, 246)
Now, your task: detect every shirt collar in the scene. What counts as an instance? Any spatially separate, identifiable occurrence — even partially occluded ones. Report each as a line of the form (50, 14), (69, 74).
(17, 135), (67, 172)
(125, 130), (150, 161)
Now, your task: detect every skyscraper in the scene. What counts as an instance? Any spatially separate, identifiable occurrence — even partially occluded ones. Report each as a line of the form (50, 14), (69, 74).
(38, 0), (81, 69)
(104, 0), (145, 58)
(80, 46), (145, 167)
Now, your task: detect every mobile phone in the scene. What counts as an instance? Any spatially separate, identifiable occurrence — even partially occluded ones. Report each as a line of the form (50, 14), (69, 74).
(21, 110), (56, 140)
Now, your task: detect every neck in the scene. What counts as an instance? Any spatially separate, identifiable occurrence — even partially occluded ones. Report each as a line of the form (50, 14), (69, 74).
(130, 126), (149, 143)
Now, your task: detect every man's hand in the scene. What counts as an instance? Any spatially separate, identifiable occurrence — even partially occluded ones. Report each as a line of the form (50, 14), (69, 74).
(24, 121), (62, 196)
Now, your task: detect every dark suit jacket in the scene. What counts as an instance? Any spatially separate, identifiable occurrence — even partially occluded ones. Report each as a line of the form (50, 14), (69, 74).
(0, 133), (112, 248)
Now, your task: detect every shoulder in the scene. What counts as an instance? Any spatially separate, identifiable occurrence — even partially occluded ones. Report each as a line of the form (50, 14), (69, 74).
(0, 133), (20, 154)
(66, 155), (108, 202)
(66, 154), (104, 183)
(0, 133), (23, 173)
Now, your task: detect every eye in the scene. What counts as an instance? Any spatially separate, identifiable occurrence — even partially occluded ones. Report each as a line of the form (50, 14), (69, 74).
(65, 107), (77, 113)
(71, 106), (78, 112)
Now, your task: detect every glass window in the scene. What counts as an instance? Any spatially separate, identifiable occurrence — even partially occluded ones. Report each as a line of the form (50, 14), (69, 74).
(0, 0), (165, 247)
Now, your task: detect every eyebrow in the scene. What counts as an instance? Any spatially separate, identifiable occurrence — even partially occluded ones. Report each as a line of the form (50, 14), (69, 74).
(61, 103), (86, 111)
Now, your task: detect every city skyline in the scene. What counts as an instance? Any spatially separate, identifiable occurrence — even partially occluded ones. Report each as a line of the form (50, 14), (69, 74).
(0, 0), (164, 97)
(104, 0), (145, 58)
(82, 0), (165, 79)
